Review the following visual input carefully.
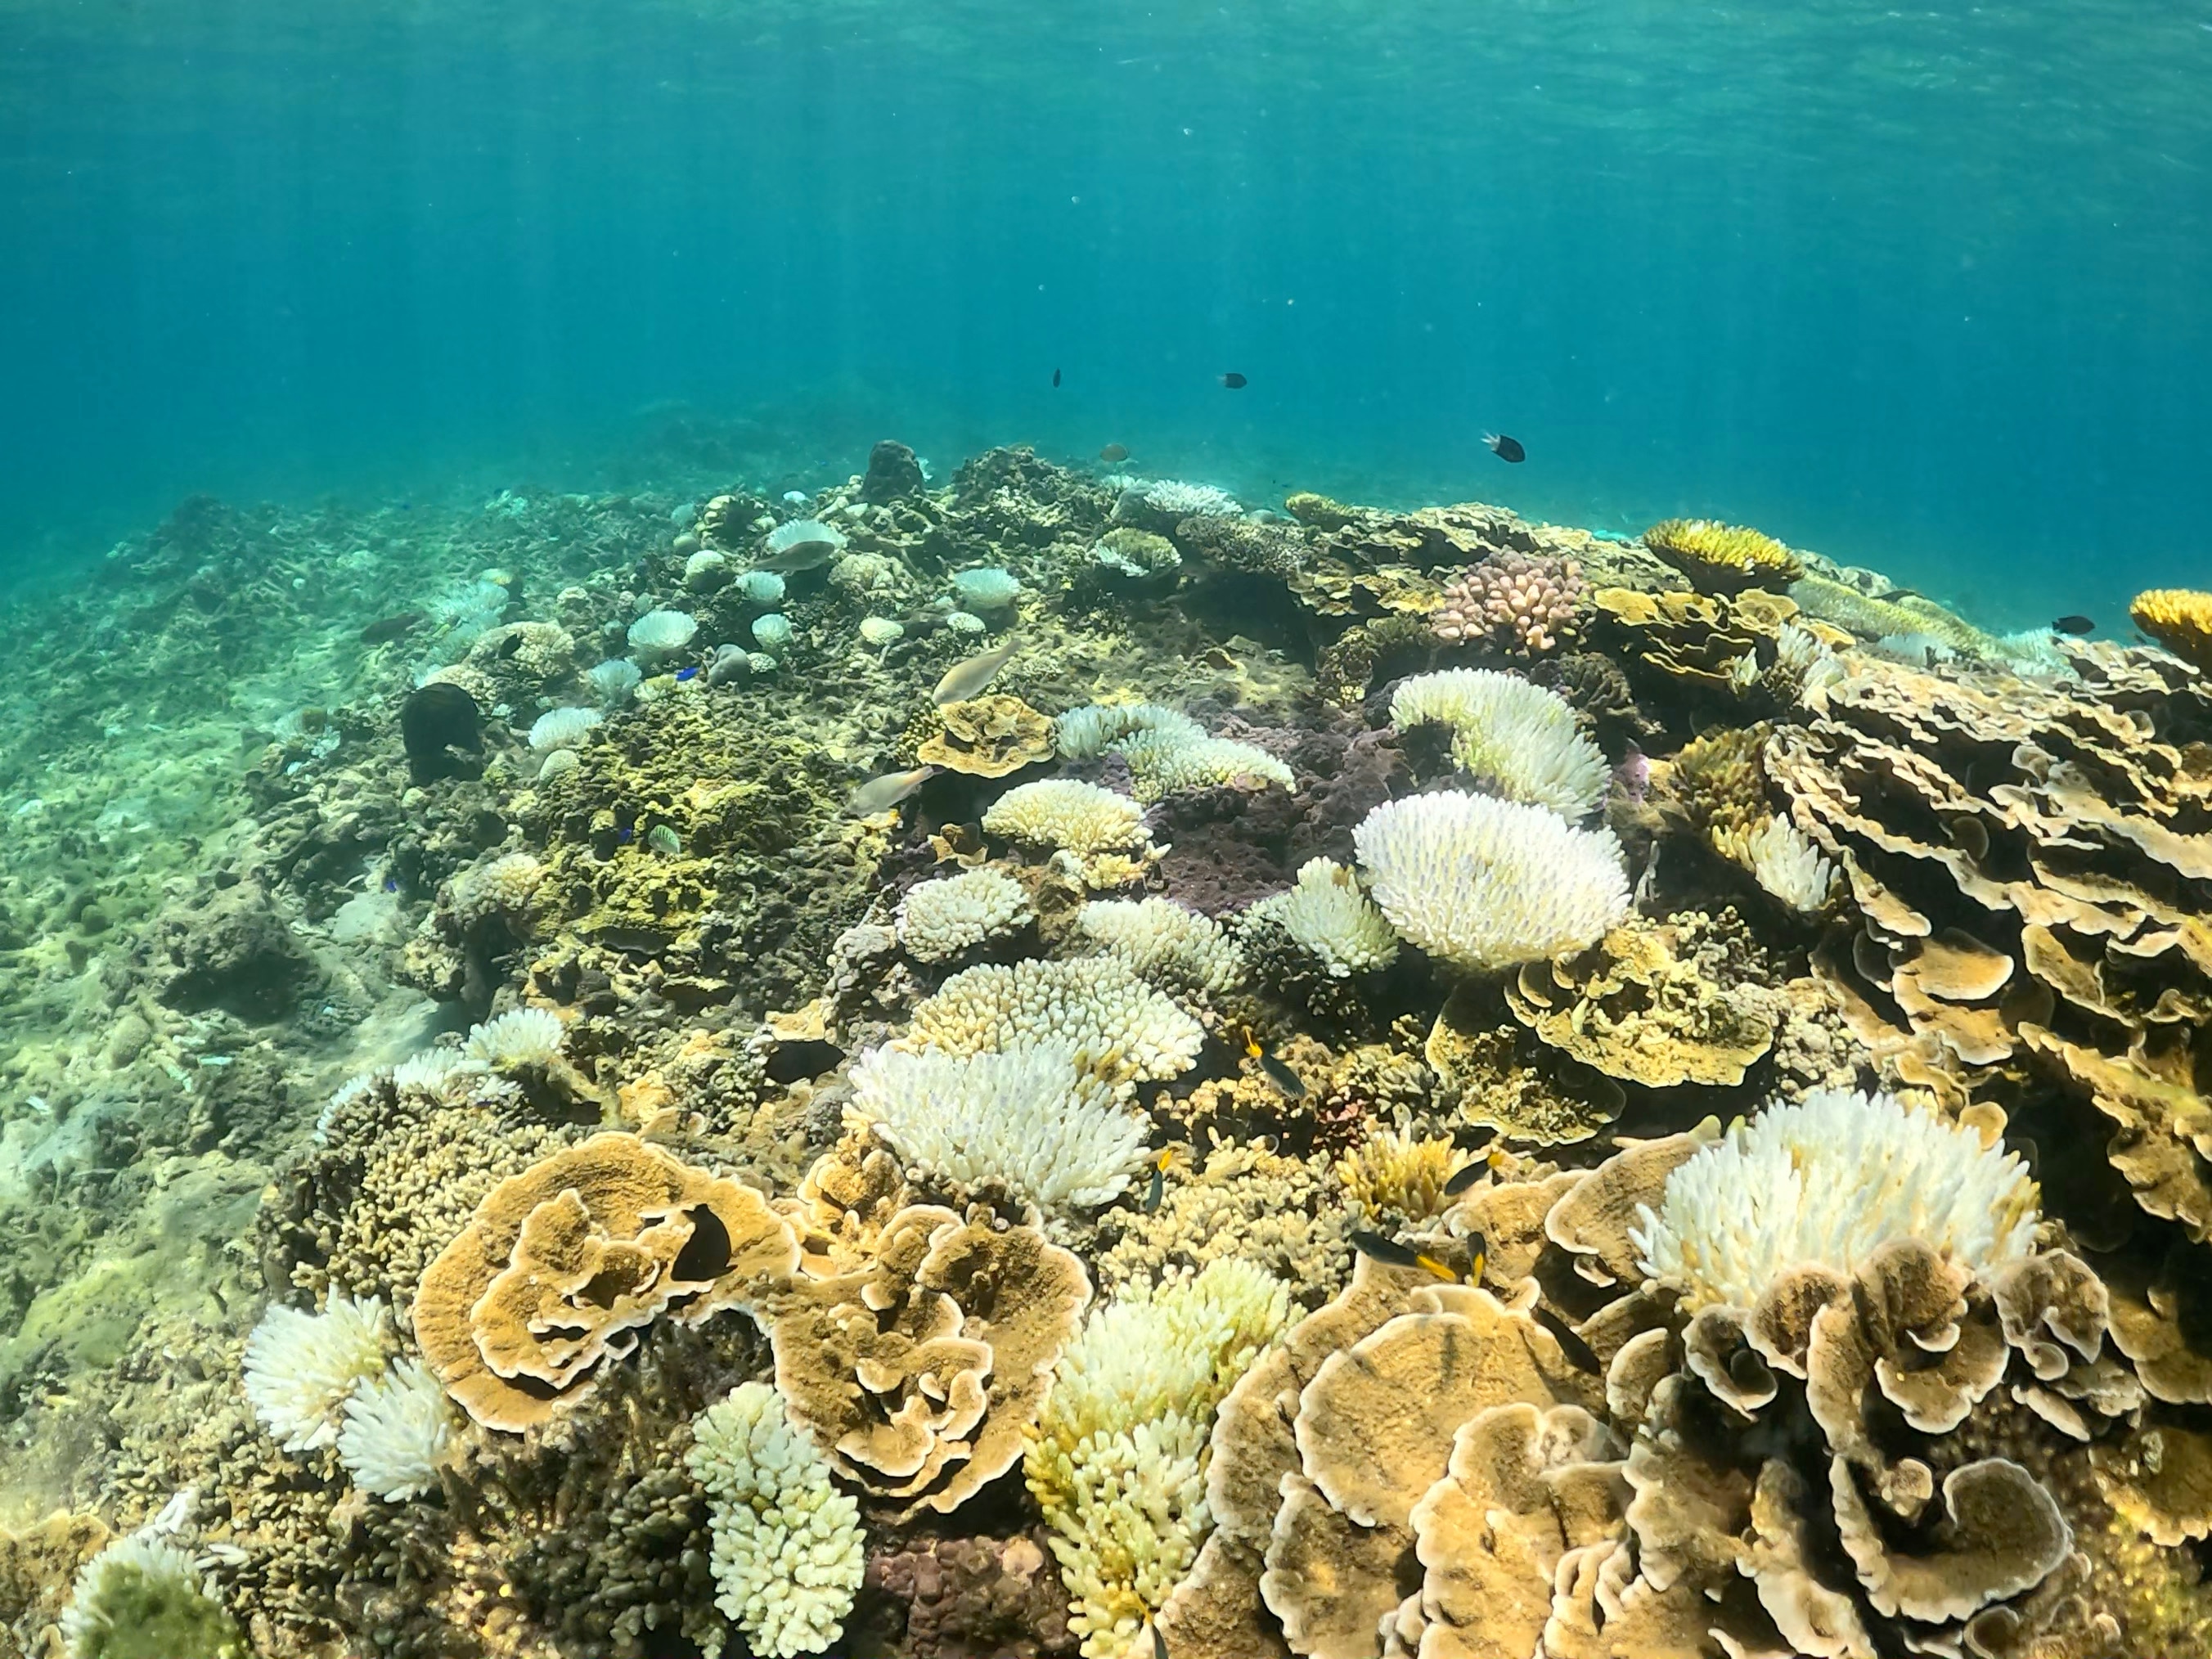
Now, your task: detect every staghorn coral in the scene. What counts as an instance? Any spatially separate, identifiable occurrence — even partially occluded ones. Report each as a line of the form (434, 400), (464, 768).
(685, 1381), (866, 1658)
(896, 867), (1035, 962)
(1429, 554), (1586, 655)
(905, 955), (1206, 1083)
(412, 1133), (798, 1432)
(1025, 1259), (1292, 1657)
(1353, 790), (1632, 974)
(846, 1044), (1150, 1212)
(1389, 668), (1607, 817)
(1643, 517), (1804, 593)
(2130, 587), (2212, 671)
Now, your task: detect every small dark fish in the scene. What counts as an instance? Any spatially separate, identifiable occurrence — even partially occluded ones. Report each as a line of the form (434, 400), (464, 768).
(848, 766), (935, 816)
(360, 610), (424, 644)
(1463, 1232), (1488, 1284)
(1442, 1146), (1508, 1198)
(1532, 1304), (1603, 1374)
(1141, 1149), (1171, 1213)
(932, 637), (1022, 705)
(1053, 367), (1062, 388)
(1239, 1027), (1306, 1099)
(1348, 1230), (1459, 1283)
(1219, 372), (1248, 389)
(2052, 614), (2096, 636)
(1153, 1624), (1169, 1659)
(1483, 433), (1526, 464)
(1099, 443), (1131, 464)
(399, 681), (481, 784)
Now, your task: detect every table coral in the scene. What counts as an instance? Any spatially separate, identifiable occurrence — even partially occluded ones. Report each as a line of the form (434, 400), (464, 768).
(1643, 517), (1804, 593)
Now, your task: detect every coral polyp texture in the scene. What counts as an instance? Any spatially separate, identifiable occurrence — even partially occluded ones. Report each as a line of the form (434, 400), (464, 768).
(11, 444), (2212, 1659)
(1643, 515), (1805, 592)
(1353, 789), (1632, 972)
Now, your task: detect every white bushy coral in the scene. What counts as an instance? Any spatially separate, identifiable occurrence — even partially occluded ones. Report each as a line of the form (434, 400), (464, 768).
(847, 1045), (1150, 1212)
(1630, 1089), (2040, 1312)
(686, 1382), (865, 1659)
(1389, 668), (1607, 818)
(242, 1291), (389, 1452)
(906, 956), (1205, 1082)
(392, 1045), (475, 1097)
(1718, 813), (1837, 912)
(1024, 1260), (1292, 1657)
(449, 851), (544, 922)
(527, 706), (601, 751)
(895, 868), (1034, 963)
(1074, 897), (1243, 999)
(1243, 856), (1400, 977)
(461, 1006), (565, 1068)
(1115, 731), (1294, 803)
(1352, 791), (1630, 973)
(982, 779), (1149, 856)
(336, 1357), (456, 1501)
(627, 609), (699, 657)
(1054, 702), (1206, 759)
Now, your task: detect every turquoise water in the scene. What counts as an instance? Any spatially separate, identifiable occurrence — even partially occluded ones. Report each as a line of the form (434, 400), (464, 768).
(2, 0), (2208, 627)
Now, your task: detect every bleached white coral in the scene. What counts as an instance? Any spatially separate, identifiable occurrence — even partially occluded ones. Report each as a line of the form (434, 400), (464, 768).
(392, 1045), (475, 1097)
(1115, 731), (1294, 803)
(847, 1044), (1150, 1211)
(242, 1291), (389, 1452)
(527, 705), (602, 750)
(449, 851), (544, 922)
(1389, 668), (1607, 818)
(686, 1382), (865, 1659)
(627, 608), (699, 657)
(906, 955), (1205, 1082)
(1024, 1259), (1291, 1657)
(336, 1357), (456, 1501)
(1074, 897), (1243, 999)
(1630, 1088), (2040, 1313)
(982, 779), (1149, 856)
(952, 566), (1023, 609)
(60, 1534), (241, 1659)
(1718, 813), (1837, 912)
(896, 868), (1034, 963)
(587, 657), (643, 704)
(1352, 790), (1630, 973)
(1053, 702), (1207, 759)
(1243, 856), (1399, 977)
(1139, 479), (1242, 518)
(461, 1006), (565, 1068)
(857, 615), (904, 645)
(765, 518), (847, 560)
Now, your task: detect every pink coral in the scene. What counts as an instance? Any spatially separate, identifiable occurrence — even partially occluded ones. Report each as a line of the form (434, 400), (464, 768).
(1431, 554), (1586, 655)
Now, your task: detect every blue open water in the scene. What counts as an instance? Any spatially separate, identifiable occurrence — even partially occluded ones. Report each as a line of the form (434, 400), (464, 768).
(2, 0), (2208, 627)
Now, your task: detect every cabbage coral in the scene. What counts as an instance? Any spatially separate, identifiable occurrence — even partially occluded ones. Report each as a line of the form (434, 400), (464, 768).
(2129, 587), (2212, 671)
(1715, 812), (1837, 912)
(626, 608), (699, 657)
(906, 955), (1205, 1083)
(1388, 668), (1607, 818)
(241, 1290), (389, 1452)
(1352, 790), (1630, 973)
(1630, 1088), (2039, 1312)
(847, 1044), (1150, 1212)
(686, 1382), (866, 1659)
(1242, 856), (1399, 977)
(1024, 1259), (1291, 1657)
(1643, 517), (1804, 592)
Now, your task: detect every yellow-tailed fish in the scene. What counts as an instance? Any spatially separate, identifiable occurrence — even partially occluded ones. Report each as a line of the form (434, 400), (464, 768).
(931, 637), (1021, 706)
(1141, 1149), (1172, 1213)
(1348, 1230), (1456, 1282)
(847, 765), (934, 816)
(1239, 1026), (1307, 1099)
(1442, 1143), (1508, 1197)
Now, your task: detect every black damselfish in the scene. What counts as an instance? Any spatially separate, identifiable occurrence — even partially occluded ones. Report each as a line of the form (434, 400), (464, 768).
(1220, 371), (1248, 389)
(400, 681), (481, 784)
(1484, 432), (1526, 463)
(1053, 367), (1062, 387)
(2052, 614), (2095, 635)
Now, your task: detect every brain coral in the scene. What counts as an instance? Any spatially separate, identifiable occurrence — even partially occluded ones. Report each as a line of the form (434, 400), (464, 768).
(1353, 790), (1631, 973)
(905, 955), (1205, 1083)
(1643, 517), (1804, 592)
(1389, 668), (1607, 818)
(847, 1044), (1150, 1212)
(1630, 1088), (2039, 1311)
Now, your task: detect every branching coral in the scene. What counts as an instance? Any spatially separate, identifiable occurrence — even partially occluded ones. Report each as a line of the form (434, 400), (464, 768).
(241, 1290), (389, 1453)
(1117, 731), (1295, 802)
(847, 1044), (1150, 1212)
(1429, 554), (1586, 655)
(1714, 812), (1837, 912)
(1353, 791), (1631, 974)
(1054, 703), (1207, 758)
(983, 779), (1151, 856)
(1075, 897), (1245, 1000)
(1024, 1260), (1292, 1657)
(1388, 668), (1607, 817)
(905, 955), (1206, 1083)
(686, 1382), (866, 1659)
(1240, 857), (1398, 978)
(1629, 1088), (2039, 1313)
(1643, 518), (1804, 592)
(897, 868), (1035, 963)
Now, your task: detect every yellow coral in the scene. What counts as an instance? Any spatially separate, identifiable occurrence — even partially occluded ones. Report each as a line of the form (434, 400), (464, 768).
(1334, 1127), (1460, 1223)
(1643, 518), (1803, 593)
(2130, 587), (2212, 672)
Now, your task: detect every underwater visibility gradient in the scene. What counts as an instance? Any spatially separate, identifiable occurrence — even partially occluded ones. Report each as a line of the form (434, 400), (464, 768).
(3, 3), (2212, 1657)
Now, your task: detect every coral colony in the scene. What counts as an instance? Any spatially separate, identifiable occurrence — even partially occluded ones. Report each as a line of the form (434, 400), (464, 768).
(10, 442), (2212, 1658)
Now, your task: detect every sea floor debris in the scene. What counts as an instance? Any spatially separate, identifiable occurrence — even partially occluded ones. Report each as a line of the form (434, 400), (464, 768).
(2, 445), (2211, 1657)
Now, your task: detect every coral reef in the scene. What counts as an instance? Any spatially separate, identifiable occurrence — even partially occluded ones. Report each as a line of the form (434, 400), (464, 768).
(7, 443), (2209, 1659)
